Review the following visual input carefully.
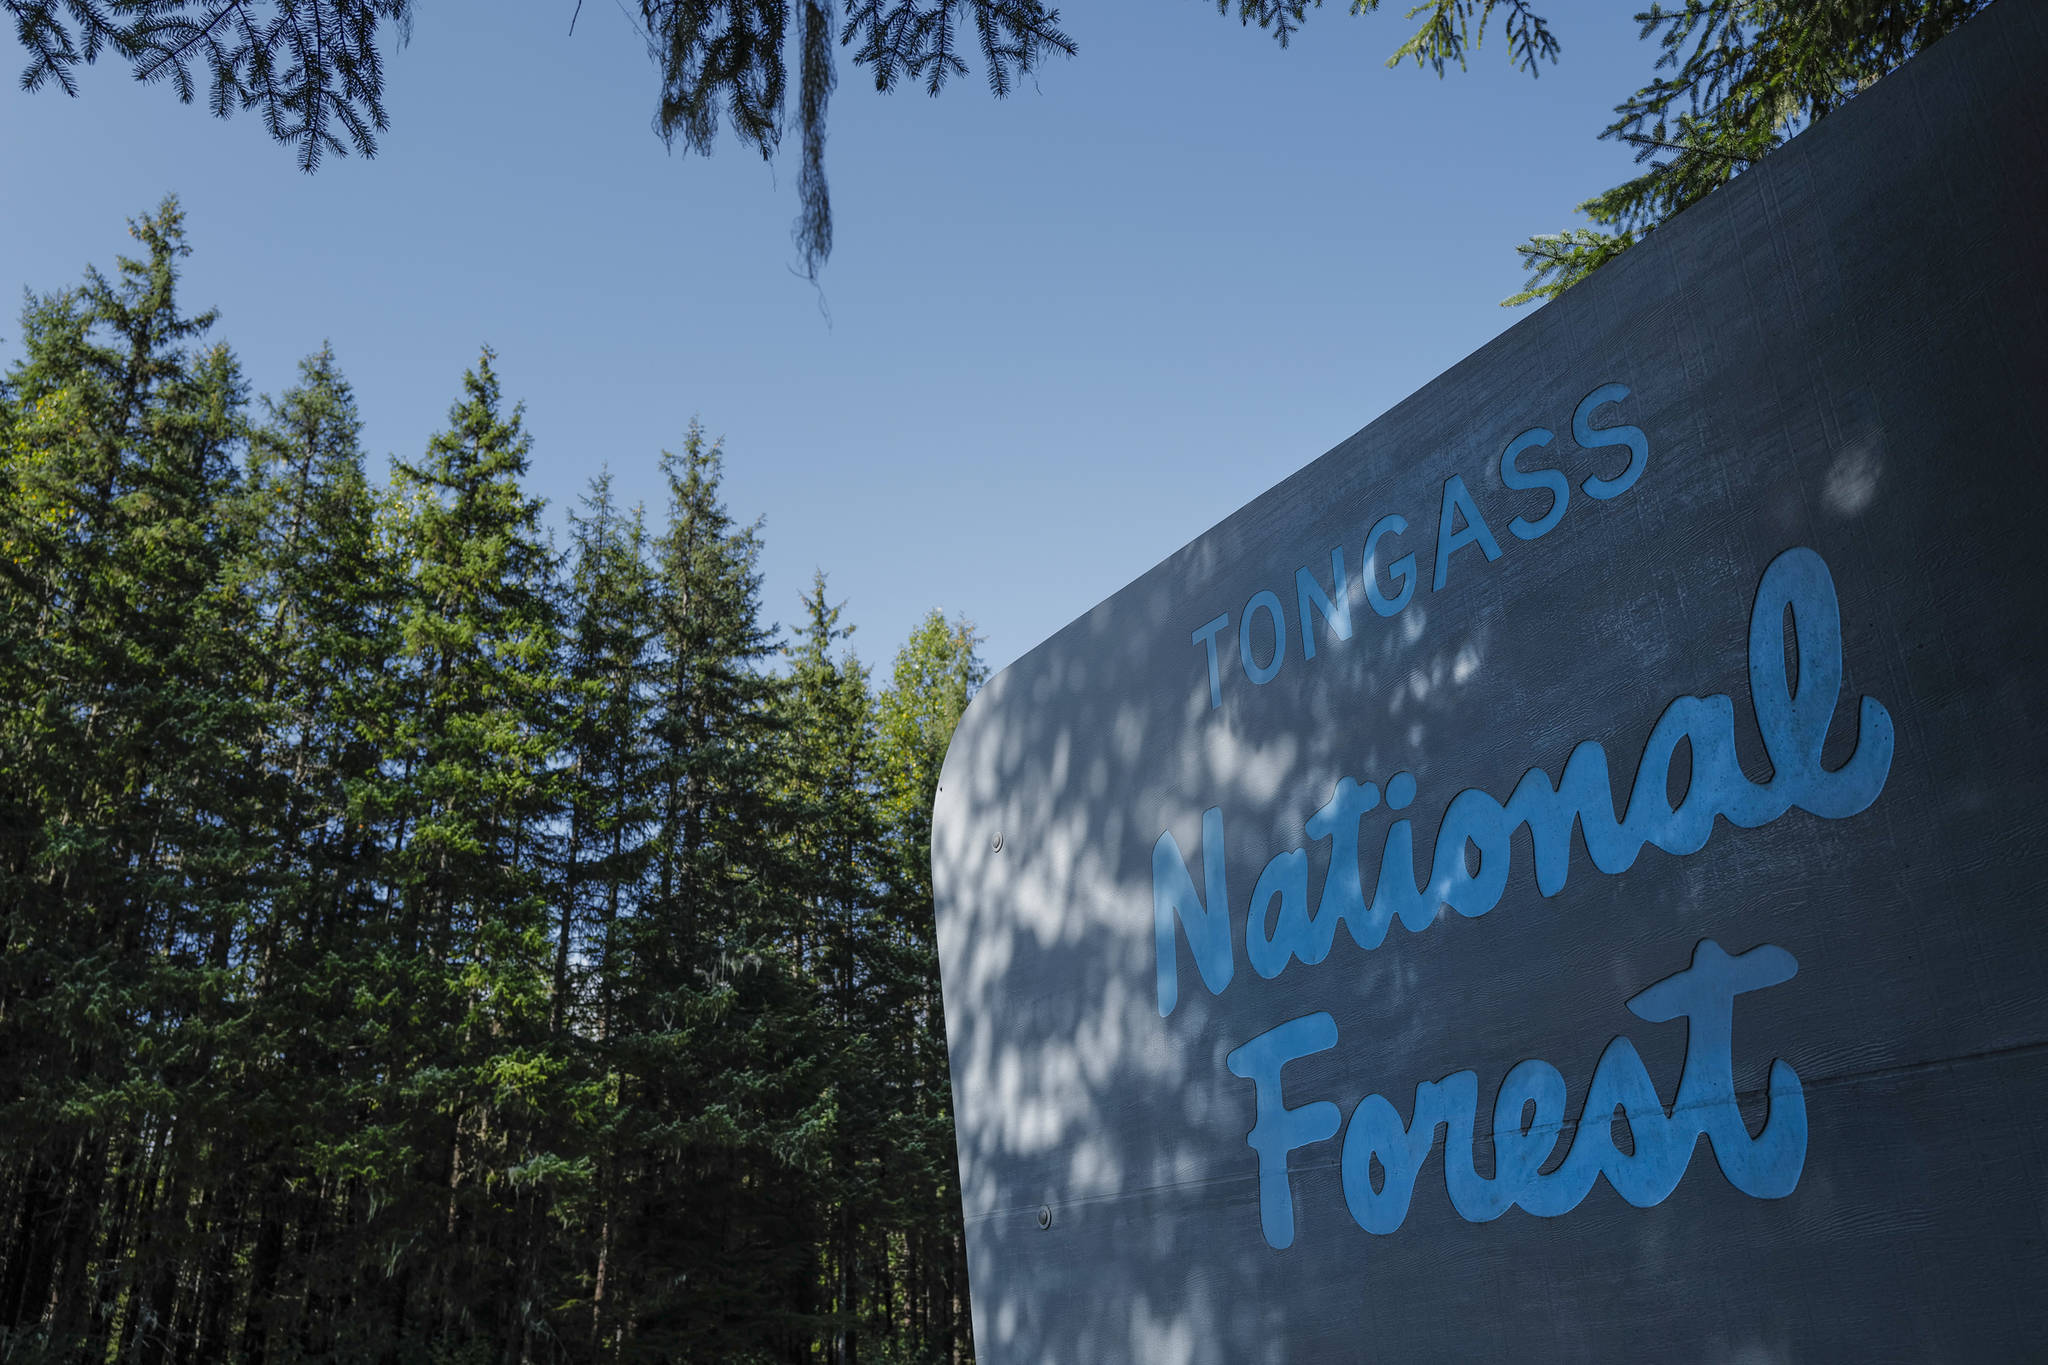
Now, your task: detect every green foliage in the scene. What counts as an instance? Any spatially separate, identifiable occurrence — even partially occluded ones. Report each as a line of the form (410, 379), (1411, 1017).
(876, 609), (985, 884)
(638, 0), (1076, 278)
(1499, 225), (1636, 308)
(6, 0), (1074, 280)
(6, 0), (1992, 293)
(1506, 0), (1993, 305)
(0, 195), (261, 1360)
(1382, 0), (1557, 74)
(1216, 0), (1557, 72)
(5, 0), (415, 168)
(0, 204), (985, 1363)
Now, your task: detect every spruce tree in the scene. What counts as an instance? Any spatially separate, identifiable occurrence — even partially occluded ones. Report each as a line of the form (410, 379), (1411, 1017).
(1, 202), (1011, 1362)
(376, 348), (580, 1359)
(608, 424), (831, 1360)
(232, 343), (408, 1362)
(0, 197), (260, 1358)
(559, 472), (661, 1355)
(873, 609), (987, 1365)
(560, 474), (658, 1044)
(777, 573), (893, 1365)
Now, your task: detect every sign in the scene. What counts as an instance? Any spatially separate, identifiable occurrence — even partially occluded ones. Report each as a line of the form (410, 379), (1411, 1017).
(931, 4), (2048, 1359)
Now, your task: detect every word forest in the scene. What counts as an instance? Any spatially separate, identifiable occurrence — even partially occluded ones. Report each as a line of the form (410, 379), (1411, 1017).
(1151, 544), (1895, 1249)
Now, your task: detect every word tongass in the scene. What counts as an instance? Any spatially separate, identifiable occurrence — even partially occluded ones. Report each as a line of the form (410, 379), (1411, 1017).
(1190, 383), (1649, 710)
(1225, 940), (1806, 1249)
(1153, 546), (1893, 1017)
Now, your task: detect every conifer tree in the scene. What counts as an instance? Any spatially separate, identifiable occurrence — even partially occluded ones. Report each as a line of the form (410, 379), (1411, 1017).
(608, 423), (831, 1360)
(777, 573), (894, 1365)
(375, 348), (581, 1358)
(561, 474), (659, 1042)
(0, 197), (259, 1358)
(559, 472), (661, 1354)
(873, 609), (988, 1364)
(0, 203), (1007, 1363)
(231, 343), (410, 1361)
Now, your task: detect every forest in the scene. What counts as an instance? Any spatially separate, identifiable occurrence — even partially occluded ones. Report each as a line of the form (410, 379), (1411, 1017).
(0, 198), (981, 1365)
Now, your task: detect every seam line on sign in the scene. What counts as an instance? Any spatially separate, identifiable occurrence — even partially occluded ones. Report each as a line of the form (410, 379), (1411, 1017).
(962, 1036), (2048, 1225)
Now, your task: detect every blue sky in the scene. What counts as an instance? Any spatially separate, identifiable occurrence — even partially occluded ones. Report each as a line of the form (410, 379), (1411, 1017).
(3, 0), (1654, 675)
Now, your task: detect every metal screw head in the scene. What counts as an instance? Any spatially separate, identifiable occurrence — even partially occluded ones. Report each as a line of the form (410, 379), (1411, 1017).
(1036, 1205), (1052, 1230)
(991, 832), (1004, 853)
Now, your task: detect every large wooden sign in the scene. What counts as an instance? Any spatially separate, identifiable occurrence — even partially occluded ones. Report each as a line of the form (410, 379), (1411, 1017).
(931, 5), (2048, 1359)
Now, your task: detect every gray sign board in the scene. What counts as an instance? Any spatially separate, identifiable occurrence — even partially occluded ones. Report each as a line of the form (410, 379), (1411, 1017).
(931, 4), (2048, 1360)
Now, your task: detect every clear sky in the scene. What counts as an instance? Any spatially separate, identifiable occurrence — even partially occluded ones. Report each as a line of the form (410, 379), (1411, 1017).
(2, 0), (1655, 676)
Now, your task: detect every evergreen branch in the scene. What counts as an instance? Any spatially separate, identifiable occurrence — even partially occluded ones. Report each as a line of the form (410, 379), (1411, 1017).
(1501, 226), (1631, 306)
(9, 0), (411, 171)
(1510, 0), (1992, 307)
(1375, 0), (1558, 75)
(794, 0), (833, 280)
(1213, 0), (1319, 49)
(1618, 132), (1752, 163)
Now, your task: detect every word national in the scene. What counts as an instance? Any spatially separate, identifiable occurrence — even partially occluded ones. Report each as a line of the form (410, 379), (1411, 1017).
(1224, 940), (1807, 1249)
(1152, 546), (1894, 1018)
